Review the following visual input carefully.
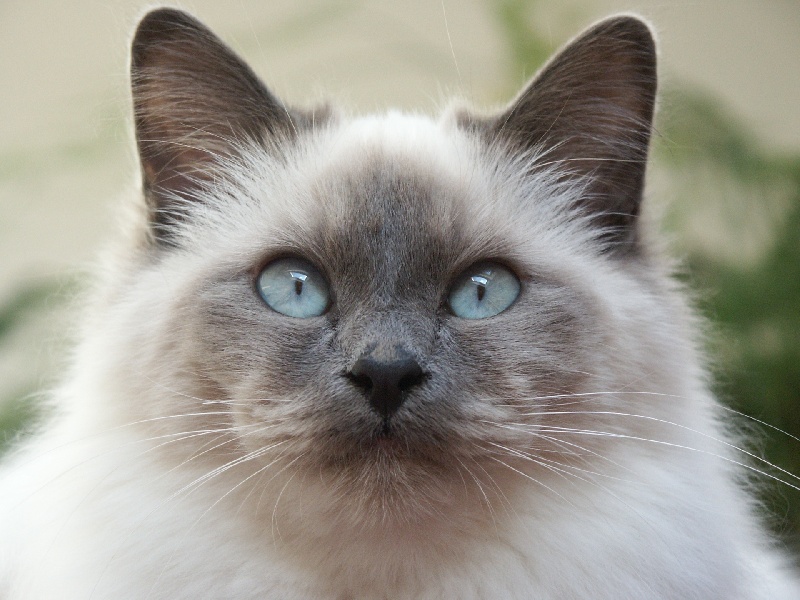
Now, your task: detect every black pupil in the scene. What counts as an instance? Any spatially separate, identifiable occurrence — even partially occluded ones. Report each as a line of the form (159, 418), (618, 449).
(476, 284), (486, 302)
(294, 278), (304, 295)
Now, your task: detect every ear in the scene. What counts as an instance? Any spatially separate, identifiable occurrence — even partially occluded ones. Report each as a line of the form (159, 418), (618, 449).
(466, 16), (657, 255)
(131, 8), (301, 244)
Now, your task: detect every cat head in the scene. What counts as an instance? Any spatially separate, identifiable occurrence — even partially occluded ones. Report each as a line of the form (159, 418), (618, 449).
(96, 8), (686, 534)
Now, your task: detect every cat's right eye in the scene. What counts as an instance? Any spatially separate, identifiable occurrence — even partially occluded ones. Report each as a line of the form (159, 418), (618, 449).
(257, 257), (330, 318)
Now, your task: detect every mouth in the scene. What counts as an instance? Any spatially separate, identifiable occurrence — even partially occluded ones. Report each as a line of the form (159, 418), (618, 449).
(379, 416), (394, 436)
(304, 398), (461, 472)
(375, 422), (406, 448)
(358, 418), (403, 455)
(315, 417), (432, 467)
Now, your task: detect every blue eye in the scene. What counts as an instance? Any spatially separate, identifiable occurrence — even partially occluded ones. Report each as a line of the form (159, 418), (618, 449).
(448, 262), (520, 319)
(257, 257), (330, 318)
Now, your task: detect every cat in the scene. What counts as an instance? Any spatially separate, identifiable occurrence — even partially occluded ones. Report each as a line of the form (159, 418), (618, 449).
(0, 7), (798, 599)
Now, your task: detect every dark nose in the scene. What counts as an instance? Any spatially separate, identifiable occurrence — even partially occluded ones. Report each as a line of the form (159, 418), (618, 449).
(347, 348), (426, 419)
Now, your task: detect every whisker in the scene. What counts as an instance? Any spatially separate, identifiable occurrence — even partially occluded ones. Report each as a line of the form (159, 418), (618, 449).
(271, 453), (306, 542)
(454, 455), (498, 529)
(484, 442), (677, 542)
(516, 410), (800, 486)
(147, 446), (299, 598)
(486, 455), (575, 507)
(719, 405), (800, 445)
(505, 421), (800, 493)
(464, 449), (518, 520)
(484, 440), (626, 485)
(480, 420), (636, 476)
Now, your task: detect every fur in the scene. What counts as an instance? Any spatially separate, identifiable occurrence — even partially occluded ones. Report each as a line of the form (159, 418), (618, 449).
(1, 9), (798, 599)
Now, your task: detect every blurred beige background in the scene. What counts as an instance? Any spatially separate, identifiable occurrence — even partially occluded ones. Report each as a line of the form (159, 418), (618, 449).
(1, 0), (798, 297)
(0, 0), (798, 402)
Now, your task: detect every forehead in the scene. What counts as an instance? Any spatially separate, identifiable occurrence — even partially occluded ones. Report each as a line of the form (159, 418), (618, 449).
(259, 116), (512, 287)
(305, 117), (515, 295)
(195, 113), (542, 292)
(312, 113), (481, 226)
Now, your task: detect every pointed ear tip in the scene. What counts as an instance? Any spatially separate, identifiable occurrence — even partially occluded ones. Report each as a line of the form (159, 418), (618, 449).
(135, 6), (197, 30)
(593, 14), (657, 50)
(131, 7), (205, 53)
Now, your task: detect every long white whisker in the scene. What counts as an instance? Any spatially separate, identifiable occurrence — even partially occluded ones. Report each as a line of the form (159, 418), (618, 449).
(481, 420), (636, 476)
(271, 453), (306, 543)
(719, 405), (800, 445)
(147, 447), (299, 598)
(509, 422), (800, 493)
(514, 410), (800, 486)
(454, 455), (498, 529)
(486, 455), (575, 507)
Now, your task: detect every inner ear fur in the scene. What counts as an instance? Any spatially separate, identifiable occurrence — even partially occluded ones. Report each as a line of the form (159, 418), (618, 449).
(130, 8), (308, 244)
(464, 16), (657, 255)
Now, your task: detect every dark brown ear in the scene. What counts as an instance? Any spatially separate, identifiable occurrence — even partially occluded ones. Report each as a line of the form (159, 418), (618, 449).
(467, 16), (657, 255)
(131, 8), (298, 244)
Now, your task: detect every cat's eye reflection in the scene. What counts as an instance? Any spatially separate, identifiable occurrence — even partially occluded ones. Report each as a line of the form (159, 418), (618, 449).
(257, 257), (330, 318)
(447, 262), (520, 319)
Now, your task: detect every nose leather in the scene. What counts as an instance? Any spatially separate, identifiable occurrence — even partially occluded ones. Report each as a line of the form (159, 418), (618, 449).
(347, 346), (425, 418)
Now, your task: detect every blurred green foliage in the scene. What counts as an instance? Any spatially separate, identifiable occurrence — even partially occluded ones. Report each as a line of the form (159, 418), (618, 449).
(0, 388), (40, 455)
(0, 282), (57, 453)
(663, 90), (800, 549)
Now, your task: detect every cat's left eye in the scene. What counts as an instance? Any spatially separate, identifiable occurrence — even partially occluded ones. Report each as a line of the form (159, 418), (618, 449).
(257, 257), (330, 318)
(447, 261), (521, 319)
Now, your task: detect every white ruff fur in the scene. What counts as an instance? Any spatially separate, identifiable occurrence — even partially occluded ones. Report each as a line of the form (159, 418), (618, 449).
(1, 11), (798, 600)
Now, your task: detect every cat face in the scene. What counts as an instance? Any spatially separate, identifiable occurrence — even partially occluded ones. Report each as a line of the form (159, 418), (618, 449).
(109, 9), (673, 528)
(183, 133), (599, 516)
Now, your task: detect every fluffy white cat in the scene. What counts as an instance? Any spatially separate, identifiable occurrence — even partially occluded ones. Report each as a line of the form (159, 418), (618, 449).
(0, 8), (797, 599)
